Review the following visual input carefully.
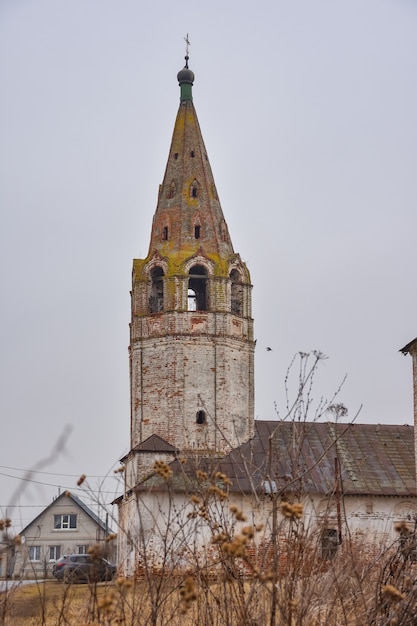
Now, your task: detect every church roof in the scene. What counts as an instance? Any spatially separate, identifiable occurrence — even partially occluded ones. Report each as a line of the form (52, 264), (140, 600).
(132, 434), (178, 453)
(136, 421), (416, 498)
(400, 337), (417, 355)
(220, 421), (416, 497)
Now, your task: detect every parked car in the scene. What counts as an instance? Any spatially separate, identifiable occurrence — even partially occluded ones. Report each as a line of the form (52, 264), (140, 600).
(52, 555), (68, 580)
(62, 554), (116, 583)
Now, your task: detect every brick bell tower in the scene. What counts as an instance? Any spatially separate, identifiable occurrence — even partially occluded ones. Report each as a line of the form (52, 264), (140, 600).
(128, 56), (255, 467)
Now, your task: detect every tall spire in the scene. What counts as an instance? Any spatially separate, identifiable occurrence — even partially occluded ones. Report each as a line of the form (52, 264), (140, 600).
(146, 55), (234, 267)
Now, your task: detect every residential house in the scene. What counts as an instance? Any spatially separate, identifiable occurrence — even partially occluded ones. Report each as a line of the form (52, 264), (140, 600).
(13, 492), (115, 579)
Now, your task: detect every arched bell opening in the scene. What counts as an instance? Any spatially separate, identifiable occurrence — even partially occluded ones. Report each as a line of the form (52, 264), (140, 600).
(188, 265), (208, 311)
(149, 267), (164, 313)
(230, 269), (243, 316)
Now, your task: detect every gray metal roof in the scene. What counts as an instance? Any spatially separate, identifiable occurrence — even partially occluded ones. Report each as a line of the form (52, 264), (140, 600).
(137, 421), (416, 498)
(400, 337), (417, 355)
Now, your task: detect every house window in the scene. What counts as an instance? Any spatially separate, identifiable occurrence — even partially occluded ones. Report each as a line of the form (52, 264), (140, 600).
(230, 269), (243, 316)
(49, 546), (61, 561)
(188, 265), (207, 311)
(78, 545), (88, 554)
(29, 546), (41, 561)
(54, 514), (77, 530)
(196, 410), (206, 424)
(321, 529), (339, 560)
(149, 266), (164, 313)
(194, 225), (201, 239)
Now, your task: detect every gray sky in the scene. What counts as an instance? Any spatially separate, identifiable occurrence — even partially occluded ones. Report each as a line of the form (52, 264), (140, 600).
(1, 0), (416, 530)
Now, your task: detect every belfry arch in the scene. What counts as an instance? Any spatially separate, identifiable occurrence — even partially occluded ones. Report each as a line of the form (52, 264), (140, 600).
(149, 266), (164, 313)
(230, 268), (243, 316)
(188, 264), (208, 311)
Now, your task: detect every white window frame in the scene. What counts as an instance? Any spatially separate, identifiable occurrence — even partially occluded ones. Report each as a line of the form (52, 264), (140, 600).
(49, 545), (61, 561)
(54, 514), (77, 530)
(78, 545), (88, 554)
(29, 546), (41, 561)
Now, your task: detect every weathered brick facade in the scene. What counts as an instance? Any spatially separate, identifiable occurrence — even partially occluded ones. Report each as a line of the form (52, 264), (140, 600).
(122, 58), (254, 492)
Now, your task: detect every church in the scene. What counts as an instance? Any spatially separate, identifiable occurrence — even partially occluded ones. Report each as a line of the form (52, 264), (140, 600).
(115, 55), (417, 577)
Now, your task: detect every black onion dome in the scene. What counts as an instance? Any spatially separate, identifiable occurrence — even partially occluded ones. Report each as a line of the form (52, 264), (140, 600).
(177, 56), (194, 85)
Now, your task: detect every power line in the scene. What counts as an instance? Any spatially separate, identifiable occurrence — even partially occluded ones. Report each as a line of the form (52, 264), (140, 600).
(0, 464), (116, 478)
(0, 470), (120, 495)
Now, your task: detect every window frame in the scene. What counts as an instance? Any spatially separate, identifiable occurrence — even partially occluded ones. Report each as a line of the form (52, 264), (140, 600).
(53, 513), (77, 530)
(49, 545), (61, 561)
(29, 546), (41, 561)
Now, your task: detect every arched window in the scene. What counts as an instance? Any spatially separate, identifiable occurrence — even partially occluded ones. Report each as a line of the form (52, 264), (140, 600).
(167, 181), (176, 199)
(196, 410), (206, 424)
(188, 265), (207, 311)
(149, 267), (164, 313)
(230, 269), (243, 316)
(194, 225), (201, 239)
(190, 179), (199, 198)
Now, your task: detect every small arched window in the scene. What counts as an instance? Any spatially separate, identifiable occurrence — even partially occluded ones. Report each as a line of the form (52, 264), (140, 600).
(220, 220), (228, 243)
(230, 269), (243, 316)
(190, 179), (199, 198)
(196, 410), (206, 424)
(188, 265), (208, 311)
(167, 181), (176, 199)
(194, 225), (201, 239)
(149, 267), (164, 313)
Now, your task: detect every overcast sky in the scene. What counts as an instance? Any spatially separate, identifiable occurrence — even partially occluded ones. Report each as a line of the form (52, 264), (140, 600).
(1, 0), (416, 530)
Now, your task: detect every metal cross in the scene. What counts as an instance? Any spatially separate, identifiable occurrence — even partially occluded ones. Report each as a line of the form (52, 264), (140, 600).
(184, 33), (190, 57)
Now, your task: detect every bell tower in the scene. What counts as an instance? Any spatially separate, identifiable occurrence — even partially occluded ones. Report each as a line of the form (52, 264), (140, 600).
(128, 56), (255, 463)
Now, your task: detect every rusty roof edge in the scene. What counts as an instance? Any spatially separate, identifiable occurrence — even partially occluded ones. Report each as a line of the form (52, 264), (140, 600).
(400, 337), (417, 355)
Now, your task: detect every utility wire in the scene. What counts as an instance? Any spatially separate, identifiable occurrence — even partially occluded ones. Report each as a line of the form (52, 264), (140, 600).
(0, 470), (121, 495)
(0, 464), (117, 478)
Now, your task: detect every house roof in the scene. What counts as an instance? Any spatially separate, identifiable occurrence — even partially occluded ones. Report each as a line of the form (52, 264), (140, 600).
(19, 491), (111, 536)
(136, 421), (416, 498)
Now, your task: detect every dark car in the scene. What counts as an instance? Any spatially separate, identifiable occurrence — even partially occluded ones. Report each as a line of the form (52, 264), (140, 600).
(52, 555), (68, 580)
(62, 554), (116, 583)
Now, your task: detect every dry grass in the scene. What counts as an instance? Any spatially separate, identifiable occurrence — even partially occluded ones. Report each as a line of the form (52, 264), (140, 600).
(1, 581), (115, 626)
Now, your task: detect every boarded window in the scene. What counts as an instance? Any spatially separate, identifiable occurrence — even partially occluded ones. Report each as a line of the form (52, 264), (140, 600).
(230, 269), (243, 316)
